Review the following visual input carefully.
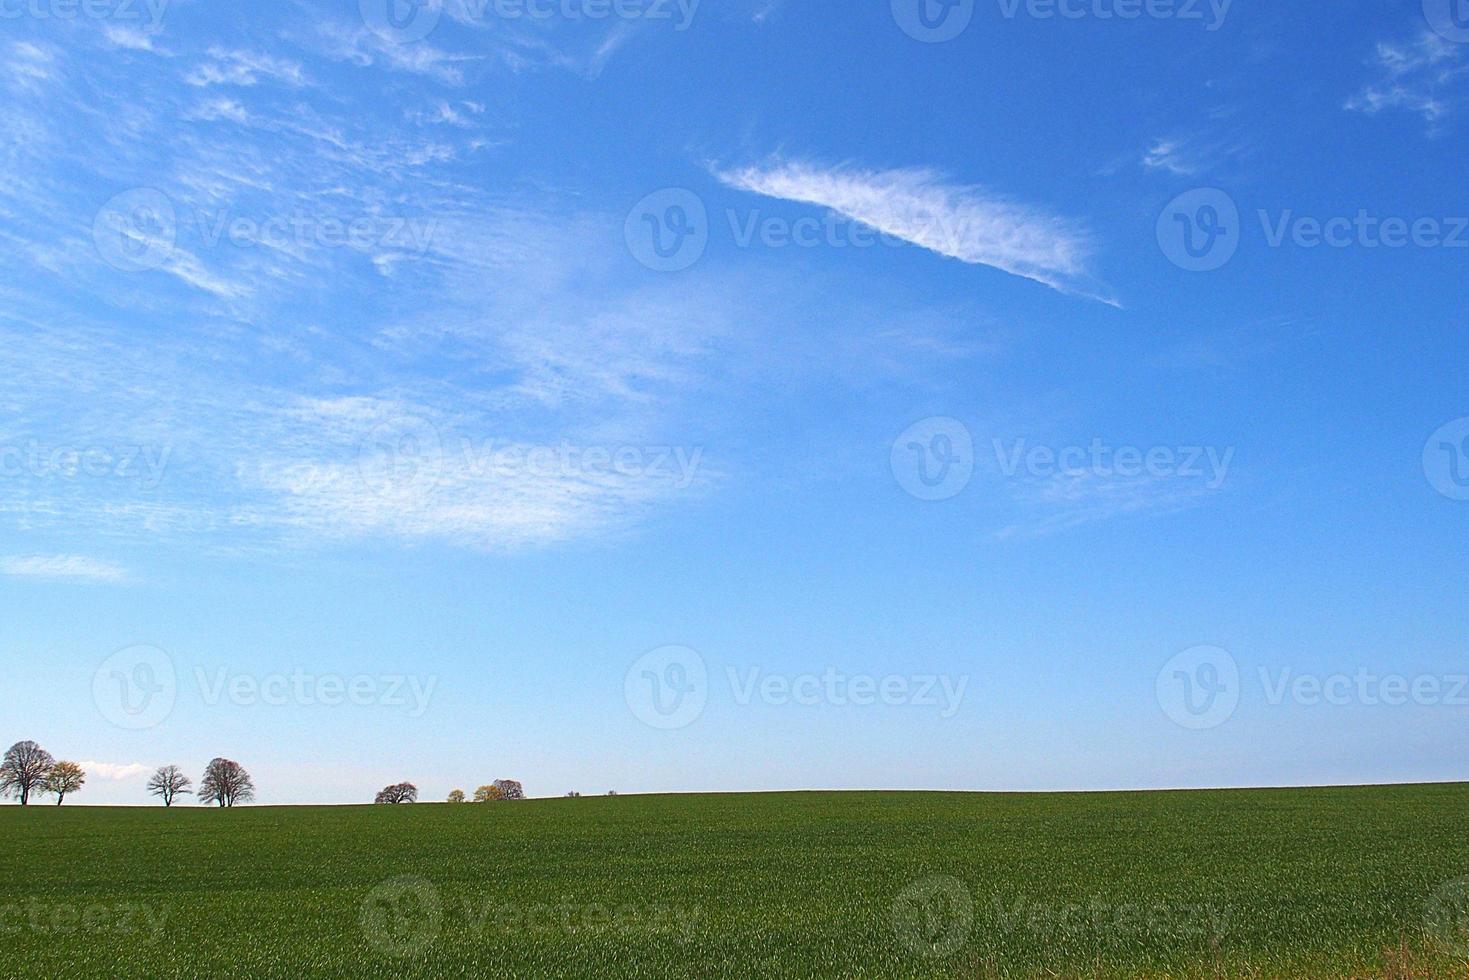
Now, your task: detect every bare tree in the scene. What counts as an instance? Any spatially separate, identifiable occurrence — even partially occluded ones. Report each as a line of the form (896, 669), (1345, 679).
(0, 741), (55, 806)
(199, 758), (255, 807)
(446, 789), (465, 803)
(43, 761), (85, 805)
(147, 765), (192, 806)
(373, 782), (418, 804)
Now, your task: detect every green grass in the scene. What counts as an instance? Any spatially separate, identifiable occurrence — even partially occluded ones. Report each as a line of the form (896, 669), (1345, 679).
(4, 785), (1469, 977)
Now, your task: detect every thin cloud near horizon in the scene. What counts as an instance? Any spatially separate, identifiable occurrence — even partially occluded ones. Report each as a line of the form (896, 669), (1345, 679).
(0, 555), (128, 583)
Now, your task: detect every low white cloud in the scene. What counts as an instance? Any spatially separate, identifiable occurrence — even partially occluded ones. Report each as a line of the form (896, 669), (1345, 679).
(714, 160), (1114, 304)
(0, 555), (127, 583)
(79, 761), (151, 781)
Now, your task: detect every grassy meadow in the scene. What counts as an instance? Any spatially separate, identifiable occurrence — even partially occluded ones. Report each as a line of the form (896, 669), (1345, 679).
(4, 785), (1469, 977)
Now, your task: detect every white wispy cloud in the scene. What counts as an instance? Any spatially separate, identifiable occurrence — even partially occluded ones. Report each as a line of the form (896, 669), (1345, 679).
(5, 41), (59, 93)
(79, 761), (151, 781)
(231, 395), (710, 551)
(995, 470), (1226, 539)
(753, 0), (787, 23)
(408, 99), (485, 128)
(0, 555), (128, 583)
(586, 24), (636, 79)
(189, 97), (251, 124)
(185, 47), (308, 88)
(1140, 133), (1237, 177)
(0, 23), (1001, 563)
(102, 25), (166, 54)
(1346, 33), (1467, 132)
(313, 22), (475, 85)
(713, 161), (1114, 304)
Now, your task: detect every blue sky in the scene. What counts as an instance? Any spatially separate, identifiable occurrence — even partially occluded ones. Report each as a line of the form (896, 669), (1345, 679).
(1, 0), (1467, 804)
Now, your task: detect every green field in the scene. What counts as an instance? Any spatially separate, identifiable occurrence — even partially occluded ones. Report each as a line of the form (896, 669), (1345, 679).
(5, 785), (1469, 978)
